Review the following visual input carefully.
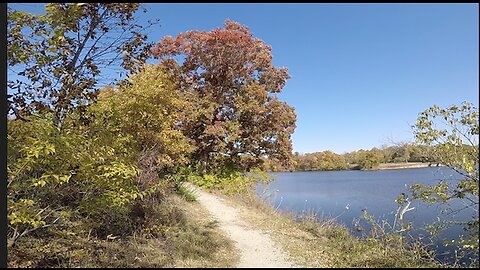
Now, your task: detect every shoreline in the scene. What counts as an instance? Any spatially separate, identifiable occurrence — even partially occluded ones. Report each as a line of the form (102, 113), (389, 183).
(208, 184), (443, 267)
(373, 162), (442, 171)
(272, 162), (443, 173)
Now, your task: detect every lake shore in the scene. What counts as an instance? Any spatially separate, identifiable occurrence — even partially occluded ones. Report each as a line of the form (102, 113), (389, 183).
(203, 184), (442, 268)
(374, 162), (442, 170)
(274, 162), (443, 172)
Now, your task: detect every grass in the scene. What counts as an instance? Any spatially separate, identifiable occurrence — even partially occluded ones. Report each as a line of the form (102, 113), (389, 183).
(9, 174), (452, 268)
(176, 181), (197, 202)
(207, 186), (444, 268)
(8, 194), (238, 268)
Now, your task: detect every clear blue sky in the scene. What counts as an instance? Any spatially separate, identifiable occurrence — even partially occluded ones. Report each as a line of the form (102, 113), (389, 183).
(9, 3), (479, 154)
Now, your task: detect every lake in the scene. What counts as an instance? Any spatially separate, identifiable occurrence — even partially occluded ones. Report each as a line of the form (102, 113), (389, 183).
(256, 167), (477, 265)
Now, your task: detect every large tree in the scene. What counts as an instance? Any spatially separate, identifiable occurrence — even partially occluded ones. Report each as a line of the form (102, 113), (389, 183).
(7, 3), (157, 127)
(152, 20), (296, 172)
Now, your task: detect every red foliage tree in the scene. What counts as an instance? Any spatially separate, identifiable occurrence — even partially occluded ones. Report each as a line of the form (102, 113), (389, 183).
(152, 20), (296, 172)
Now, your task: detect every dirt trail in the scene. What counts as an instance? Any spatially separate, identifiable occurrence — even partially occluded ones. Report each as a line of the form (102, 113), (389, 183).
(184, 182), (295, 268)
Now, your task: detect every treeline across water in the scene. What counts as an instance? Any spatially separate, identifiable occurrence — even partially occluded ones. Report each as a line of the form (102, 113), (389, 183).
(263, 143), (461, 172)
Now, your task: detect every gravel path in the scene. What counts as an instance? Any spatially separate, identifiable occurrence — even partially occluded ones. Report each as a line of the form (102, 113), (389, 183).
(184, 183), (295, 268)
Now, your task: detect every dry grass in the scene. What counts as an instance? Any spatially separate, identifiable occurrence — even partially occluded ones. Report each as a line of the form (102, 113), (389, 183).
(168, 195), (240, 268)
(8, 194), (238, 268)
(208, 188), (443, 268)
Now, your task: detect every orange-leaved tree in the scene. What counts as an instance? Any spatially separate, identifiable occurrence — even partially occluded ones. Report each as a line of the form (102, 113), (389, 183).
(152, 20), (296, 173)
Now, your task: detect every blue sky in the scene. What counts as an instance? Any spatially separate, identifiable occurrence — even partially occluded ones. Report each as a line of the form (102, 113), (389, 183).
(9, 3), (479, 154)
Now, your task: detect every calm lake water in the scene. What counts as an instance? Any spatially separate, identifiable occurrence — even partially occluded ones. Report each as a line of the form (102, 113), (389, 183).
(256, 167), (477, 265)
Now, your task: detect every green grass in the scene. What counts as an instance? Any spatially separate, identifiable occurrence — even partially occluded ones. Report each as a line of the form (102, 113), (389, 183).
(176, 182), (197, 202)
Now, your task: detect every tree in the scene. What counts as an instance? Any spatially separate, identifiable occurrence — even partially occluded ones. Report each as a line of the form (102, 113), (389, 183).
(411, 102), (478, 254)
(318, 151), (348, 170)
(152, 20), (296, 172)
(7, 3), (157, 127)
(87, 64), (195, 175)
(7, 64), (194, 248)
(387, 142), (412, 163)
(408, 144), (432, 163)
(356, 149), (383, 170)
(289, 151), (348, 171)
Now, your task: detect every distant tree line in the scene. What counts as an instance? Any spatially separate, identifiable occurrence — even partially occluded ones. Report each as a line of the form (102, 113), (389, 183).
(263, 143), (441, 171)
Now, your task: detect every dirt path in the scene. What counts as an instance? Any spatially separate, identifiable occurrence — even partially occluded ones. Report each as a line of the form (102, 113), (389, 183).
(184, 183), (295, 268)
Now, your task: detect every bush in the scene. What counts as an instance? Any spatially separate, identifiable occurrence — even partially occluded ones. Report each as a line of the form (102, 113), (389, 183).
(7, 115), (142, 246)
(184, 167), (271, 195)
(7, 65), (193, 247)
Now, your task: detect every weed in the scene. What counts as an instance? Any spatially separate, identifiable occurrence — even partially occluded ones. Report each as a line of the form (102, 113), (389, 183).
(176, 182), (197, 202)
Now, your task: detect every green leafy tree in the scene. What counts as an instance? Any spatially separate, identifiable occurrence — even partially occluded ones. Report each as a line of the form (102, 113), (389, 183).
(411, 102), (479, 255)
(7, 3), (157, 127)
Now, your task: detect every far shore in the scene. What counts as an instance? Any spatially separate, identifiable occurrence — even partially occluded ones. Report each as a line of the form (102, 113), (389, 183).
(373, 162), (443, 170)
(272, 162), (444, 173)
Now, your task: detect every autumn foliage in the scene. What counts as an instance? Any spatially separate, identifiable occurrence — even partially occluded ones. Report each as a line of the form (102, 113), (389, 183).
(152, 20), (296, 172)
(7, 3), (157, 126)
(7, 13), (297, 266)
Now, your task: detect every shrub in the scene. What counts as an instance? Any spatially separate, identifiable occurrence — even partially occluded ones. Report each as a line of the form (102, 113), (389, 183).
(185, 167), (271, 195)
